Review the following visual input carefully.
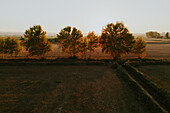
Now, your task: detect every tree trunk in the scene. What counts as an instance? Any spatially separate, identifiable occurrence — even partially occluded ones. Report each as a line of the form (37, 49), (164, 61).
(113, 52), (121, 61)
(84, 52), (86, 59)
(89, 51), (92, 59)
(73, 54), (77, 59)
(138, 54), (142, 59)
(2, 53), (4, 59)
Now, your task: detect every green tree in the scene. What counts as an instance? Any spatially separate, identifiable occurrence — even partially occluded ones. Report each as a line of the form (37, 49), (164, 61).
(100, 22), (135, 61)
(24, 25), (53, 58)
(57, 26), (83, 58)
(0, 37), (5, 58)
(133, 37), (146, 58)
(87, 31), (99, 58)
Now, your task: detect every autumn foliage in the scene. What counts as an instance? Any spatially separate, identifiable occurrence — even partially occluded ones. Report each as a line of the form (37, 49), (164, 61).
(0, 37), (23, 58)
(87, 31), (99, 58)
(57, 26), (83, 58)
(100, 22), (135, 60)
(0, 37), (5, 57)
(133, 37), (146, 58)
(24, 25), (53, 58)
(79, 37), (88, 58)
(0, 23), (147, 60)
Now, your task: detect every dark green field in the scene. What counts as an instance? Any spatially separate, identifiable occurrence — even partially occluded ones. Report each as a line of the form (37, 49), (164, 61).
(0, 65), (157, 113)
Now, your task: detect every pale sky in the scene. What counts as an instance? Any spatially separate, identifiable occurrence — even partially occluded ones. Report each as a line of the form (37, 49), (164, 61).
(0, 0), (170, 34)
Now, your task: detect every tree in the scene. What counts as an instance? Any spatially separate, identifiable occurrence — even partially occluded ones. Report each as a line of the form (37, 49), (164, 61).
(4, 37), (12, 55)
(100, 22), (135, 61)
(10, 38), (18, 56)
(3, 37), (23, 57)
(4, 37), (23, 56)
(57, 26), (83, 58)
(0, 37), (5, 58)
(133, 37), (146, 58)
(146, 31), (160, 38)
(24, 25), (53, 58)
(56, 26), (71, 54)
(14, 40), (23, 57)
(165, 32), (169, 38)
(87, 31), (99, 58)
(79, 37), (88, 58)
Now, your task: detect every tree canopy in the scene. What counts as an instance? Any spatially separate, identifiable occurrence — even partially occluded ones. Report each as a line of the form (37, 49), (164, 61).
(146, 31), (160, 38)
(87, 31), (99, 58)
(0, 37), (5, 57)
(100, 22), (135, 60)
(57, 26), (83, 58)
(79, 37), (88, 58)
(165, 32), (169, 39)
(133, 37), (146, 58)
(4, 37), (23, 56)
(24, 25), (53, 58)
(14, 40), (23, 57)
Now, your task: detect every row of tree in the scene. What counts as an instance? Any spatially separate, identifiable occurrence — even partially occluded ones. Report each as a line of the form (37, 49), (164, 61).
(146, 31), (169, 38)
(56, 26), (99, 59)
(0, 22), (146, 60)
(56, 23), (146, 60)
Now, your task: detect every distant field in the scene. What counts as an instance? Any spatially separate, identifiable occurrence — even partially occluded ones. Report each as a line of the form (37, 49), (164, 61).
(1, 38), (170, 59)
(0, 65), (156, 113)
(136, 65), (170, 93)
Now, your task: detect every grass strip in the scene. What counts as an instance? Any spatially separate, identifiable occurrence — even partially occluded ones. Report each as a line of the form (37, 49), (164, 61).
(123, 64), (170, 112)
(115, 63), (168, 113)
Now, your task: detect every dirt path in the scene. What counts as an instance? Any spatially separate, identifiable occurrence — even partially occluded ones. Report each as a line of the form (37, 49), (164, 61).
(0, 65), (154, 113)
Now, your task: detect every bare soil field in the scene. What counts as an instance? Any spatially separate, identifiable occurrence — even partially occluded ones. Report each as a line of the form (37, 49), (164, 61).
(136, 65), (170, 93)
(0, 65), (155, 113)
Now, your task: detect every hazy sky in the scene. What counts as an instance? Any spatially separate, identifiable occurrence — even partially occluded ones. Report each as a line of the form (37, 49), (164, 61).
(0, 0), (170, 34)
